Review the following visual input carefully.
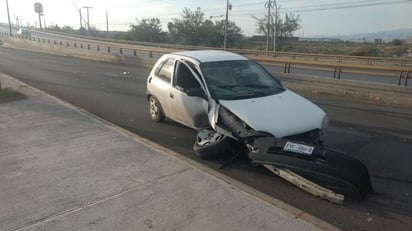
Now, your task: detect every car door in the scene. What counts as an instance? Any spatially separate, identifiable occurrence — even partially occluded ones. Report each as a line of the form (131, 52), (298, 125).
(168, 60), (209, 129)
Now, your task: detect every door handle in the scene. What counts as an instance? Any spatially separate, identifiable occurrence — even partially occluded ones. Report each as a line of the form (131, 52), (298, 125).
(169, 93), (174, 98)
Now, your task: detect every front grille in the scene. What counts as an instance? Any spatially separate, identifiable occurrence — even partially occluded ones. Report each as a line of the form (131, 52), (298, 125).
(283, 129), (322, 145)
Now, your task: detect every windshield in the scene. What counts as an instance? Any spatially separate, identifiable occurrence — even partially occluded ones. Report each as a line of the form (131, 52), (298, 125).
(200, 60), (284, 100)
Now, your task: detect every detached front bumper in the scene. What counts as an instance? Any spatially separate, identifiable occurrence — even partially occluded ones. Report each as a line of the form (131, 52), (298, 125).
(248, 137), (373, 200)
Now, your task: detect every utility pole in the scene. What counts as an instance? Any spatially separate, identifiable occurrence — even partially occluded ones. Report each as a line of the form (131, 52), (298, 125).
(273, 0), (278, 53)
(265, 0), (272, 54)
(82, 6), (92, 30)
(265, 0), (277, 54)
(6, 0), (12, 35)
(223, 0), (229, 49)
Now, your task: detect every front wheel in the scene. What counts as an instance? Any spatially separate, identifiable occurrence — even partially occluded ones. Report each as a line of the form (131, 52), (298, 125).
(149, 96), (165, 122)
(193, 129), (231, 159)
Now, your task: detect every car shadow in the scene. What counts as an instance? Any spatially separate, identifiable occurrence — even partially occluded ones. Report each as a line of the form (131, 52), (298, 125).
(0, 88), (27, 104)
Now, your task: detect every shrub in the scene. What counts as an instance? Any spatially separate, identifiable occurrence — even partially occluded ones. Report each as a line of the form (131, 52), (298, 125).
(351, 44), (379, 56)
(279, 42), (293, 51)
(391, 39), (402, 46)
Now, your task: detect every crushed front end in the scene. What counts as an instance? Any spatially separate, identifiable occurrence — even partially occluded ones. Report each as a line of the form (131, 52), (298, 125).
(194, 104), (373, 202)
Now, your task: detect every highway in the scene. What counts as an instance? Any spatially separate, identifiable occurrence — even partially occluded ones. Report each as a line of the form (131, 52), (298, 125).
(1, 23), (410, 87)
(0, 47), (411, 231)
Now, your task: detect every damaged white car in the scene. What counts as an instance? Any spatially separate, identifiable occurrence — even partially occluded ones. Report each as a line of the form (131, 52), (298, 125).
(146, 50), (372, 201)
(146, 50), (328, 158)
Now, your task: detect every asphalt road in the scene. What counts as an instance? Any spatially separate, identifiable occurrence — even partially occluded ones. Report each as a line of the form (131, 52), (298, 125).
(0, 47), (411, 231)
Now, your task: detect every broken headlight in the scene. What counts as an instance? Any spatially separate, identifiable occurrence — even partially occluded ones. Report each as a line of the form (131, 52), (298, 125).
(217, 106), (257, 139)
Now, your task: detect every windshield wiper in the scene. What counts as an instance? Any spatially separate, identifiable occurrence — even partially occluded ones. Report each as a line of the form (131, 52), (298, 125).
(218, 84), (281, 90)
(217, 85), (241, 89)
(241, 84), (270, 89)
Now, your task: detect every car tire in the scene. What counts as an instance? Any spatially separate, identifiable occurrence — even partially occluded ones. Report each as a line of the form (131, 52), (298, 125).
(149, 96), (165, 122)
(193, 129), (231, 159)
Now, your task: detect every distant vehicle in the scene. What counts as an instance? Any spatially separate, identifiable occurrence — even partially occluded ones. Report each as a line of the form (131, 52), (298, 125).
(16, 28), (31, 37)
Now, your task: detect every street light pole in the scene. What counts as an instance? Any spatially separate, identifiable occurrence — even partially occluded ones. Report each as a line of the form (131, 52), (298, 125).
(13, 15), (19, 28)
(106, 11), (109, 32)
(6, 0), (12, 35)
(38, 13), (42, 29)
(71, 2), (85, 29)
(79, 9), (82, 28)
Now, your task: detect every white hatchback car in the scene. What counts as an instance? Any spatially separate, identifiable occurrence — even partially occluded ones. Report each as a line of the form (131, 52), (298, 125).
(16, 28), (31, 36)
(146, 50), (329, 158)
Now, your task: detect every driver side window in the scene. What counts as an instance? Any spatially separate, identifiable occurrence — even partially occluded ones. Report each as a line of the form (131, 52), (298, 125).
(173, 62), (200, 92)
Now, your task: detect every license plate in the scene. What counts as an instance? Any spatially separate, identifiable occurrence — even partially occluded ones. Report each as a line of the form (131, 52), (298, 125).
(283, 142), (314, 156)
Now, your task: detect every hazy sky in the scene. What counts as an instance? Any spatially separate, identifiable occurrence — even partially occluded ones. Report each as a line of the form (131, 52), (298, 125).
(1, 0), (411, 37)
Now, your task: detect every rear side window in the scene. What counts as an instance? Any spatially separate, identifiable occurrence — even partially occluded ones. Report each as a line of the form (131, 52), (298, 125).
(155, 58), (174, 82)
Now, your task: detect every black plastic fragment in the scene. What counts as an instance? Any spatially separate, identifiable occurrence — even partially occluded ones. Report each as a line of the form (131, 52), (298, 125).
(248, 137), (373, 200)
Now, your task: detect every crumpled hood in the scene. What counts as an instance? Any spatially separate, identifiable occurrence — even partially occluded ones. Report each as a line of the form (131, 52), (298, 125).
(218, 89), (326, 138)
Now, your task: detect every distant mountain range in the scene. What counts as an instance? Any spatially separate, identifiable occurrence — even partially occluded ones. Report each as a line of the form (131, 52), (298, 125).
(318, 28), (412, 42)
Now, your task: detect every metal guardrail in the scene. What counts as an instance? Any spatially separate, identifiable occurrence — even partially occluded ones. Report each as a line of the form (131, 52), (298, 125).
(238, 49), (412, 67)
(33, 30), (412, 67)
(253, 56), (412, 86)
(1, 32), (411, 86)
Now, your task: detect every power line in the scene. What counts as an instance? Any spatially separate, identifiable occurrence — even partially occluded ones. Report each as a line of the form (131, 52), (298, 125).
(207, 0), (412, 14)
(42, 0), (412, 33)
(176, 0), (411, 17)
(282, 0), (412, 12)
(78, 0), (411, 24)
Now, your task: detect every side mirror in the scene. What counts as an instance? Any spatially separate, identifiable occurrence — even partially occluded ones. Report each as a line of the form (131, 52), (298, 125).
(186, 88), (207, 99)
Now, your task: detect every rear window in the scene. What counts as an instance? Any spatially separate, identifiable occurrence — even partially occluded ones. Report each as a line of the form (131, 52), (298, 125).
(155, 58), (174, 82)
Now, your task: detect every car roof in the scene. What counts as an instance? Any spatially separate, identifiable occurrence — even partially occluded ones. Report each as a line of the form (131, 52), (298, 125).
(172, 50), (249, 63)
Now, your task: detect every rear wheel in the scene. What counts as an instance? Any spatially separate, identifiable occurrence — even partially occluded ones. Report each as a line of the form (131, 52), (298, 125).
(149, 96), (165, 122)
